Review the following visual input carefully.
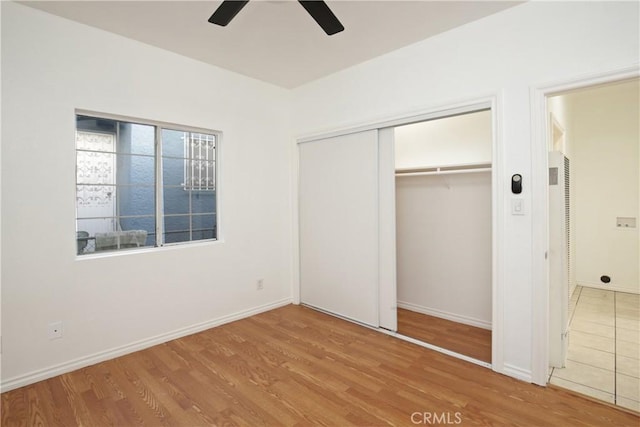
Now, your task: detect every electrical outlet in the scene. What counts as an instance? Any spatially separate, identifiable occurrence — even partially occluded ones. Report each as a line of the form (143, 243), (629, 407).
(257, 279), (264, 290)
(48, 321), (63, 340)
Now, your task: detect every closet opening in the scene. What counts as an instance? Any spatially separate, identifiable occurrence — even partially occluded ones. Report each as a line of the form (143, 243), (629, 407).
(392, 109), (493, 365)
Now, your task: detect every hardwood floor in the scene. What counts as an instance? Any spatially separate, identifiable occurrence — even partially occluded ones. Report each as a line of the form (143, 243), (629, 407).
(2, 305), (638, 426)
(397, 308), (492, 363)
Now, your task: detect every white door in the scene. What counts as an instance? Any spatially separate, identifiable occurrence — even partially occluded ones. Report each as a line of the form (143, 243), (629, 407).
(76, 131), (117, 236)
(299, 130), (380, 327)
(548, 151), (569, 367)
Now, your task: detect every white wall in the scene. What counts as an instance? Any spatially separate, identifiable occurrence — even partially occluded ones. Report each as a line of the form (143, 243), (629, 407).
(291, 1), (639, 380)
(395, 111), (492, 328)
(567, 80), (639, 294)
(547, 96), (570, 155)
(1, 2), (293, 389)
(0, 1), (4, 374)
(395, 110), (492, 169)
(396, 172), (492, 328)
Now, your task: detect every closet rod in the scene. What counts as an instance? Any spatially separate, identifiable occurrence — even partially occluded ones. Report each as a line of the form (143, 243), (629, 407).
(396, 167), (491, 177)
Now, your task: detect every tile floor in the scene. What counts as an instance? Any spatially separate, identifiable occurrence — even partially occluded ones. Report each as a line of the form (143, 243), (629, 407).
(549, 286), (639, 412)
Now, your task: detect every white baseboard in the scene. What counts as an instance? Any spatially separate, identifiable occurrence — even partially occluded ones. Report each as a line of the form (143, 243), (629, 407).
(578, 282), (639, 294)
(503, 363), (532, 383)
(1, 298), (292, 393)
(397, 301), (492, 330)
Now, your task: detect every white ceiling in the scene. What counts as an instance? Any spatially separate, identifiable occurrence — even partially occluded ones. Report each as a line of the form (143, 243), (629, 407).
(21, 0), (521, 89)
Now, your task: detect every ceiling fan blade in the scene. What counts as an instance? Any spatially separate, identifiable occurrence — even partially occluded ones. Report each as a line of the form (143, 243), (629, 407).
(298, 1), (344, 36)
(208, 0), (249, 26)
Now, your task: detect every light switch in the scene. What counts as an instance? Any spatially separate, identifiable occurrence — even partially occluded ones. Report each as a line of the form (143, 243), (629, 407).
(512, 198), (525, 215)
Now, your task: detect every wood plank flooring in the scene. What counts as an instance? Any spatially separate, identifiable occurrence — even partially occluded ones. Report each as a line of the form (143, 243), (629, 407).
(397, 308), (492, 363)
(2, 304), (638, 426)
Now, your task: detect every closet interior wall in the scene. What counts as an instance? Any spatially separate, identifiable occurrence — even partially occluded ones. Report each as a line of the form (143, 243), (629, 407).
(395, 110), (493, 330)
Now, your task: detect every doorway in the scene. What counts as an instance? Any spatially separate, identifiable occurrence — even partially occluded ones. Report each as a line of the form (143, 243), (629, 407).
(545, 78), (639, 411)
(393, 110), (493, 364)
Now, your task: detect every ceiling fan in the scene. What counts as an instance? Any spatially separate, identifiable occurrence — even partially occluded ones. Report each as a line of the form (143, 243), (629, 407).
(208, 1), (345, 36)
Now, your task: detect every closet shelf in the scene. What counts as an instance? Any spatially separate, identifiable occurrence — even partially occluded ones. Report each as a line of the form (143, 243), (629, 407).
(395, 162), (491, 177)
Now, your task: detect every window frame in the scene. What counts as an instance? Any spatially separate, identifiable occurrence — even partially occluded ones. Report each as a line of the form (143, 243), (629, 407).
(75, 110), (221, 256)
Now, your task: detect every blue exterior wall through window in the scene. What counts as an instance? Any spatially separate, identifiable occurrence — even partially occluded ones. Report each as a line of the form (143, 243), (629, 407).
(75, 114), (218, 254)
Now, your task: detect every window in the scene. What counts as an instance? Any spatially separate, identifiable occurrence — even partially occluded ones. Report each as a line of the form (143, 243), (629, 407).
(75, 114), (218, 255)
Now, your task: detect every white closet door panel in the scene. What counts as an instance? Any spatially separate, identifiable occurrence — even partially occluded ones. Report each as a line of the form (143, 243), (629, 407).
(299, 130), (379, 327)
(378, 127), (397, 331)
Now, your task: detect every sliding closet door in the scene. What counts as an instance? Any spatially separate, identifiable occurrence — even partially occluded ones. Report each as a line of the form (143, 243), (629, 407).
(378, 127), (398, 331)
(299, 130), (379, 327)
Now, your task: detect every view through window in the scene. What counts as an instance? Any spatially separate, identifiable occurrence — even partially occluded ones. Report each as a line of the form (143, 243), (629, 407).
(75, 114), (218, 255)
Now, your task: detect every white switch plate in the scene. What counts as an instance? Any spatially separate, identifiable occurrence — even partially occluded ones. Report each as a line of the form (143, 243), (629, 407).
(512, 199), (525, 215)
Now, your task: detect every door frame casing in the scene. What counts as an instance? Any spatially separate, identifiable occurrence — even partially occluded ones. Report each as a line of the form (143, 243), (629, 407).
(293, 94), (504, 374)
(529, 65), (640, 386)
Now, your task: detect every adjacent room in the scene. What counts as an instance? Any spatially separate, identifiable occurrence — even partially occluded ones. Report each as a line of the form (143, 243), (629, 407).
(1, 0), (639, 425)
(546, 79), (640, 411)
